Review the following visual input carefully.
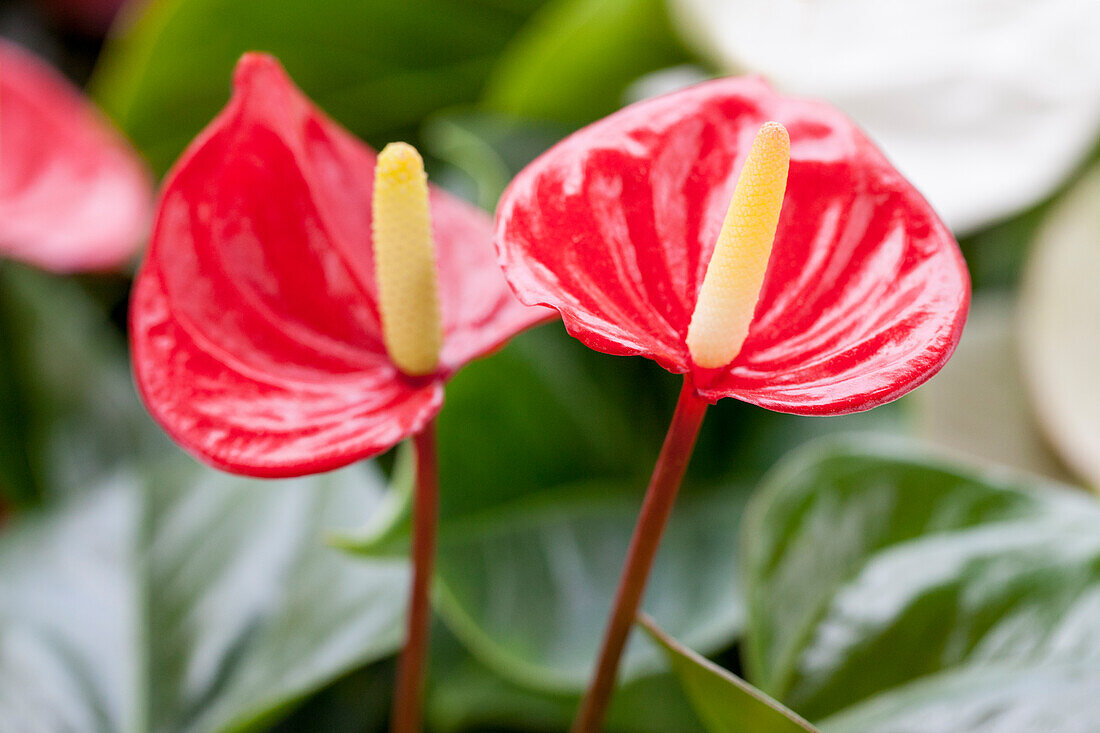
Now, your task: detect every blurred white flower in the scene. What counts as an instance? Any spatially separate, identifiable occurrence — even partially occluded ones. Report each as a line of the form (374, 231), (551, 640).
(670, 0), (1100, 233)
(1020, 165), (1100, 490)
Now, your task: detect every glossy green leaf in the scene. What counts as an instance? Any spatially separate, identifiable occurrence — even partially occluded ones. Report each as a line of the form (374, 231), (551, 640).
(819, 664), (1100, 733)
(433, 480), (749, 691)
(92, 0), (545, 174)
(427, 627), (704, 732)
(343, 322), (899, 696)
(0, 265), (169, 504)
(743, 438), (1100, 728)
(329, 443), (414, 558)
(482, 0), (689, 124)
(436, 324), (672, 520)
(422, 109), (569, 209)
(0, 456), (407, 733)
(638, 614), (817, 733)
(1020, 164), (1100, 489)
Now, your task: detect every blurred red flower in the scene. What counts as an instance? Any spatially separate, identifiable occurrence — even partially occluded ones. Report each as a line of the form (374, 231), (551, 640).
(496, 76), (970, 414)
(0, 40), (152, 272)
(131, 54), (549, 477)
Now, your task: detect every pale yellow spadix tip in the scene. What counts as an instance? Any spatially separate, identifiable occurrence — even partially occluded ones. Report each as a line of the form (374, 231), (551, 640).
(372, 142), (442, 376)
(686, 122), (790, 369)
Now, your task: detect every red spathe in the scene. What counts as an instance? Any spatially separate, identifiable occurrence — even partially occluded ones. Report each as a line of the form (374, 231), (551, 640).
(131, 54), (550, 477)
(0, 40), (152, 272)
(495, 76), (970, 414)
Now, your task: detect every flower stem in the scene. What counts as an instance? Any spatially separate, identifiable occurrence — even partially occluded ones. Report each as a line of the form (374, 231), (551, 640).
(571, 378), (708, 733)
(391, 420), (438, 733)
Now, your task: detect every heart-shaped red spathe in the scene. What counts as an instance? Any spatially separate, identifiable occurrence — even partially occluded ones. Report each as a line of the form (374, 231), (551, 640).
(131, 54), (550, 477)
(495, 76), (970, 414)
(0, 40), (152, 272)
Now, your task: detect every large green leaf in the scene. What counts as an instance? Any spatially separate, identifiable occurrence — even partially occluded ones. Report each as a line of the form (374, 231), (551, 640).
(819, 664), (1100, 733)
(340, 321), (901, 696)
(435, 323), (671, 522)
(434, 480), (749, 691)
(482, 0), (689, 124)
(742, 438), (1100, 728)
(91, 0), (545, 174)
(422, 109), (570, 209)
(426, 626), (704, 732)
(0, 265), (169, 504)
(639, 614), (817, 733)
(391, 326), (748, 693)
(0, 456), (407, 733)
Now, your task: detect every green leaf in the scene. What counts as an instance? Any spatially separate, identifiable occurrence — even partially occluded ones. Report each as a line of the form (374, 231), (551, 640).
(638, 614), (817, 733)
(482, 0), (689, 124)
(819, 664), (1100, 733)
(742, 438), (1100, 728)
(328, 443), (414, 558)
(1020, 164), (1100, 489)
(0, 456), (407, 733)
(426, 626), (705, 732)
(342, 323), (900, 697)
(422, 109), (569, 209)
(436, 323), (673, 522)
(433, 480), (749, 691)
(91, 0), (546, 175)
(0, 265), (169, 504)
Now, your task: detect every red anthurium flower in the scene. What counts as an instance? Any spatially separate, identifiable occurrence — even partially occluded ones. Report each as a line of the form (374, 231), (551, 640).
(0, 40), (152, 272)
(131, 53), (550, 732)
(131, 52), (548, 477)
(496, 76), (969, 415)
(495, 77), (969, 732)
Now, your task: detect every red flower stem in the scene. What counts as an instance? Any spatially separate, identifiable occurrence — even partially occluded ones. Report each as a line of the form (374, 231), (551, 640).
(572, 378), (708, 733)
(390, 419), (438, 733)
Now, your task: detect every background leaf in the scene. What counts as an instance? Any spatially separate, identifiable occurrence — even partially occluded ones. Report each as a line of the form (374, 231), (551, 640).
(0, 456), (407, 733)
(639, 614), (817, 733)
(481, 0), (689, 124)
(426, 626), (704, 732)
(433, 480), (749, 691)
(743, 438), (1100, 728)
(91, 0), (547, 174)
(0, 265), (167, 505)
(819, 664), (1100, 733)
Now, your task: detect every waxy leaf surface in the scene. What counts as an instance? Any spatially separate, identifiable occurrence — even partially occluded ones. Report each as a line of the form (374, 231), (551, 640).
(92, 0), (545, 175)
(742, 439), (1100, 729)
(131, 54), (546, 477)
(639, 615), (817, 733)
(0, 40), (151, 272)
(0, 457), (407, 733)
(496, 77), (969, 414)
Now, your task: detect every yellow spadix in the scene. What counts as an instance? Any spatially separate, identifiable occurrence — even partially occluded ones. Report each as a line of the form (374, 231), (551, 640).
(372, 142), (443, 376)
(686, 122), (790, 369)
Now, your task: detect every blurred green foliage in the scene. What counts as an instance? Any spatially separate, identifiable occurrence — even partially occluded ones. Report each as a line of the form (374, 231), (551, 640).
(745, 439), (1100, 729)
(92, 0), (546, 174)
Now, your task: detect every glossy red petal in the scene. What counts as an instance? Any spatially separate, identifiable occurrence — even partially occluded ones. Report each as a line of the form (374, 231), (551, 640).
(133, 268), (443, 477)
(132, 54), (544, 476)
(0, 40), (152, 272)
(495, 76), (969, 414)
